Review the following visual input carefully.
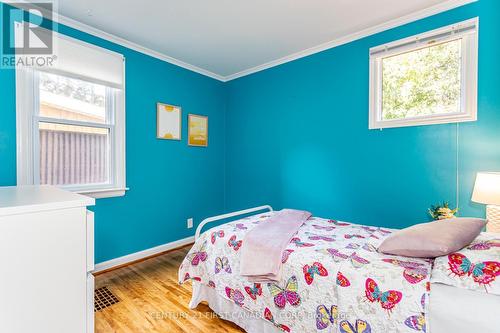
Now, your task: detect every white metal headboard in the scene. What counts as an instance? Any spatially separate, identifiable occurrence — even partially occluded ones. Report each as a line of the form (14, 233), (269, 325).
(195, 205), (273, 240)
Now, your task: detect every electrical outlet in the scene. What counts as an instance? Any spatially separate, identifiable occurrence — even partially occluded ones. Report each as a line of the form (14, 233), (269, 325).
(187, 218), (193, 229)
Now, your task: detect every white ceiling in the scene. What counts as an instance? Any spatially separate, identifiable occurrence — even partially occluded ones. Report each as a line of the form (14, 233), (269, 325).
(56, 0), (472, 80)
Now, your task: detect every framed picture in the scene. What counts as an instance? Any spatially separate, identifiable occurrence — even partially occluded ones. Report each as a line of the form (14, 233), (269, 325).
(157, 103), (181, 140)
(188, 114), (208, 147)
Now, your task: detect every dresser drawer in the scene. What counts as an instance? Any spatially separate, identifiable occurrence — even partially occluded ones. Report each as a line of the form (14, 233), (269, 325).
(86, 210), (95, 272)
(87, 273), (95, 333)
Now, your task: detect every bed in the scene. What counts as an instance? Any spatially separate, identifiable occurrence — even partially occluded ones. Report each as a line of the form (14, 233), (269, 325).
(178, 206), (500, 333)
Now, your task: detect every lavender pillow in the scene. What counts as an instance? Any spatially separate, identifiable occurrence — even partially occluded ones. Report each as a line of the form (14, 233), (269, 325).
(377, 218), (487, 258)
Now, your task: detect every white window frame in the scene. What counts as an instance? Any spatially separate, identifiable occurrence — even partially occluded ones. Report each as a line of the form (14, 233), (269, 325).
(15, 33), (127, 199)
(369, 18), (479, 130)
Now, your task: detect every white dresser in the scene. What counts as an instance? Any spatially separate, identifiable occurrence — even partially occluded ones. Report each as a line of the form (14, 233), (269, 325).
(0, 185), (95, 333)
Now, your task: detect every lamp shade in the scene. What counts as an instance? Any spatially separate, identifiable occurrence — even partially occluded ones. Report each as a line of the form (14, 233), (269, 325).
(472, 172), (500, 205)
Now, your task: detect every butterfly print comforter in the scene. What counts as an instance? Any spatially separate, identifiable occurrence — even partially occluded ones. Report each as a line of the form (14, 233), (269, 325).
(179, 213), (431, 332)
(431, 232), (500, 295)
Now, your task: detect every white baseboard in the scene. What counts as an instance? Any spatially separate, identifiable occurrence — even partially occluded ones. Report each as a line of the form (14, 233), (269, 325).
(93, 236), (195, 273)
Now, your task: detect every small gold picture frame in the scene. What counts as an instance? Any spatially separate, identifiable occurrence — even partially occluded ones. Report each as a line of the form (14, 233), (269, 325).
(157, 103), (181, 140)
(188, 114), (208, 147)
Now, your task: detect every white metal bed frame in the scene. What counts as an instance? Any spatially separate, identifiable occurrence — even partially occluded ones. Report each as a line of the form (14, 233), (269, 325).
(195, 205), (273, 240)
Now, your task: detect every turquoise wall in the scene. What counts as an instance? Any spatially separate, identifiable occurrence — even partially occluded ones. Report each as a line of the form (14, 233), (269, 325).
(225, 0), (500, 228)
(1, 1), (499, 263)
(0, 4), (226, 263)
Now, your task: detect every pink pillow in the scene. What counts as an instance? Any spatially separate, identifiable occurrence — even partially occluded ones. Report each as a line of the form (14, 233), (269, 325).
(377, 218), (487, 258)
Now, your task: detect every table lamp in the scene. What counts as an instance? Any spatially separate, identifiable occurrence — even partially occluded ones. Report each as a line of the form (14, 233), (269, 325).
(472, 172), (500, 233)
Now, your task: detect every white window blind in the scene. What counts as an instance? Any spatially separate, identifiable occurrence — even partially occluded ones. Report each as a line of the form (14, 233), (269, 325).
(20, 24), (124, 88)
(369, 20), (477, 58)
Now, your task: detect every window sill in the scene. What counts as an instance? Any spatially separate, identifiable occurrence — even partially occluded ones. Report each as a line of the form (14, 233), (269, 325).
(76, 187), (129, 199)
(369, 113), (477, 130)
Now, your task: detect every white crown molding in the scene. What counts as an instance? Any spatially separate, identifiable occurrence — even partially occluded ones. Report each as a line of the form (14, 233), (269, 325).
(55, 15), (227, 81)
(3, 0), (476, 82)
(1, 0), (225, 81)
(93, 236), (194, 273)
(223, 0), (477, 81)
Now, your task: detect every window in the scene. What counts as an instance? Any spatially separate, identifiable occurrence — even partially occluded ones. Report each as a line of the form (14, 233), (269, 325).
(369, 18), (478, 129)
(16, 26), (126, 198)
(38, 72), (112, 187)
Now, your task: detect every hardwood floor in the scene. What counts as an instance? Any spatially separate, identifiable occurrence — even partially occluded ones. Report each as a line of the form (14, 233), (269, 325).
(94, 245), (244, 333)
